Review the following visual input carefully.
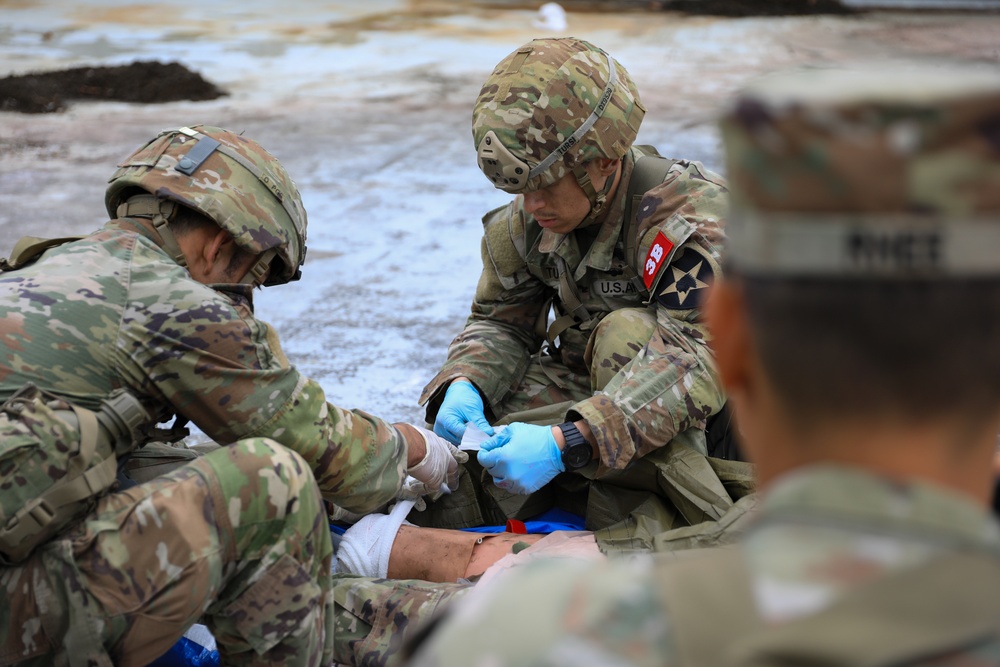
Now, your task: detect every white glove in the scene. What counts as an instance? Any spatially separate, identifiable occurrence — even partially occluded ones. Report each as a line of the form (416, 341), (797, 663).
(405, 424), (469, 494)
(396, 475), (431, 511)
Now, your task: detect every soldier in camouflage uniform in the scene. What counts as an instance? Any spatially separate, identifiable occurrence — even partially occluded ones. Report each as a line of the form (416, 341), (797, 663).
(327, 37), (747, 667)
(414, 37), (733, 534)
(405, 64), (1000, 666)
(0, 125), (463, 666)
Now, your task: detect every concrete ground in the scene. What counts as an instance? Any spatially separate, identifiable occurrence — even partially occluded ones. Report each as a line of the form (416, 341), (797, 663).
(1, 1), (998, 425)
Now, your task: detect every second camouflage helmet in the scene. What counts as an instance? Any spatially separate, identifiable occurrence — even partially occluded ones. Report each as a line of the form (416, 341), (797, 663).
(473, 37), (645, 194)
(105, 125), (308, 286)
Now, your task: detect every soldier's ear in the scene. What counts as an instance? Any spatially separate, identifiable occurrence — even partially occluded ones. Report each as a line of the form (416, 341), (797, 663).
(204, 228), (235, 267)
(592, 157), (619, 177)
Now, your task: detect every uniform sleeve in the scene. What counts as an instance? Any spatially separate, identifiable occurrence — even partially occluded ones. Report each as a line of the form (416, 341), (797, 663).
(245, 374), (407, 514)
(117, 254), (406, 513)
(420, 203), (551, 420)
(570, 307), (724, 471)
(407, 558), (677, 667)
(571, 163), (729, 471)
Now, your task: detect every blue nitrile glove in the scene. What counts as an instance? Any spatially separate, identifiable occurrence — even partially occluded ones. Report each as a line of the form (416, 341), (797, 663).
(477, 422), (565, 495)
(434, 379), (495, 444)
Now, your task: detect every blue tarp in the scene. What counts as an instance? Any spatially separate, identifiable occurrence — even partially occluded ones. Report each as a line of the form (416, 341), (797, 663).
(458, 507), (586, 533)
(329, 506), (586, 535)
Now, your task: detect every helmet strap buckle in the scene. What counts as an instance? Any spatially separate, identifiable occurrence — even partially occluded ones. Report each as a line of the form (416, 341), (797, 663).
(117, 195), (188, 268)
(573, 165), (613, 225)
(241, 248), (277, 288)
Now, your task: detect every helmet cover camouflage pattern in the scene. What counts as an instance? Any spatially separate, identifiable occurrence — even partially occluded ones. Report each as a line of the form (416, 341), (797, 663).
(719, 64), (1000, 278)
(473, 37), (645, 193)
(105, 125), (307, 286)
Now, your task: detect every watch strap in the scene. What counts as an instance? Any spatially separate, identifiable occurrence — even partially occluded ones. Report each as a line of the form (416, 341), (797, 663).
(557, 422), (592, 470)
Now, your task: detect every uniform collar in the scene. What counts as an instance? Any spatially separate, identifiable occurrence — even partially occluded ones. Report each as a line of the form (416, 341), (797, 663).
(102, 218), (256, 307)
(104, 217), (174, 258)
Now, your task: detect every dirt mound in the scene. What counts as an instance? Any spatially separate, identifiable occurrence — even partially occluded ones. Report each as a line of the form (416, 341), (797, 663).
(0, 61), (226, 114)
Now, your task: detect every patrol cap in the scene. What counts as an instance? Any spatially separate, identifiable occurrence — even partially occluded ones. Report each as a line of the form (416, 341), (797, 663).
(473, 37), (645, 194)
(720, 64), (1000, 278)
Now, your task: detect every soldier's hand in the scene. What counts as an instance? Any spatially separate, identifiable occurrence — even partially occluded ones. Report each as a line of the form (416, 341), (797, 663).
(478, 422), (565, 495)
(396, 476), (431, 511)
(434, 378), (494, 444)
(396, 423), (469, 494)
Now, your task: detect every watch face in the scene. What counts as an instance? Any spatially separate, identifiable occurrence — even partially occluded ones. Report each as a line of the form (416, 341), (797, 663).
(563, 442), (592, 470)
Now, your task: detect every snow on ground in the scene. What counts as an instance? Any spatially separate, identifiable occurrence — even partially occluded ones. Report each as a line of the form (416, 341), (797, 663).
(1, 1), (998, 425)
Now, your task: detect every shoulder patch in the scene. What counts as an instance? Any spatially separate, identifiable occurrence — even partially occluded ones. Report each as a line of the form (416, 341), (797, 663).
(635, 213), (696, 289)
(655, 245), (716, 311)
(641, 231), (674, 289)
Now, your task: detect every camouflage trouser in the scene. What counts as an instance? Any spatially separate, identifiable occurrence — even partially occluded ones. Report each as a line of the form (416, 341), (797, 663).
(499, 305), (659, 415)
(331, 574), (472, 667)
(1, 438), (333, 667)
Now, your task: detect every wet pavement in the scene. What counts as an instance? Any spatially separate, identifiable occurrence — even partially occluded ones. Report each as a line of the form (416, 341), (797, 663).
(2, 1), (998, 424)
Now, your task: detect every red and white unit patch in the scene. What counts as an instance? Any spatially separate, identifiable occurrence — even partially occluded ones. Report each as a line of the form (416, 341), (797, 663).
(643, 231), (674, 289)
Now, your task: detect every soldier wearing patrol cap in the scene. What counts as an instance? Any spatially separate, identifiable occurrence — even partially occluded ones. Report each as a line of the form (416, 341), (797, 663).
(414, 36), (738, 535)
(404, 63), (1000, 666)
(0, 125), (465, 666)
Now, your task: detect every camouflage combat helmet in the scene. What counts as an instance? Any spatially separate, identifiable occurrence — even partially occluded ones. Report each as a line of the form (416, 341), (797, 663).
(105, 125), (307, 287)
(720, 64), (1000, 279)
(473, 38), (645, 221)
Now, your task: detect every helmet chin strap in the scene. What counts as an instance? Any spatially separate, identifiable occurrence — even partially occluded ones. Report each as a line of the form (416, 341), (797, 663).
(572, 164), (618, 228)
(117, 195), (187, 269)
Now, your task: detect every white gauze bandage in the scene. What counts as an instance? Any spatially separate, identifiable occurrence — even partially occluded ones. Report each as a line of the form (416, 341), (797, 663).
(335, 498), (416, 577)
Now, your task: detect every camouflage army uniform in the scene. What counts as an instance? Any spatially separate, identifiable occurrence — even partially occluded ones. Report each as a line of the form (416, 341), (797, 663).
(407, 467), (1000, 667)
(0, 223), (407, 510)
(413, 159), (735, 529)
(0, 127), (411, 665)
(420, 147), (728, 464)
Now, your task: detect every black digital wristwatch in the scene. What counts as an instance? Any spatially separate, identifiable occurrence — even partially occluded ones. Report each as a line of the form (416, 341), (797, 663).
(558, 422), (593, 470)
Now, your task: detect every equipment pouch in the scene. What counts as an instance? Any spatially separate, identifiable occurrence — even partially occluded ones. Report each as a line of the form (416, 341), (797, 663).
(0, 384), (149, 564)
(0, 236), (83, 272)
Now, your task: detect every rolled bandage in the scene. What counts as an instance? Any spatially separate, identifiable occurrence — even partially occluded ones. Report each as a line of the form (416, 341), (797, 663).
(335, 498), (416, 577)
